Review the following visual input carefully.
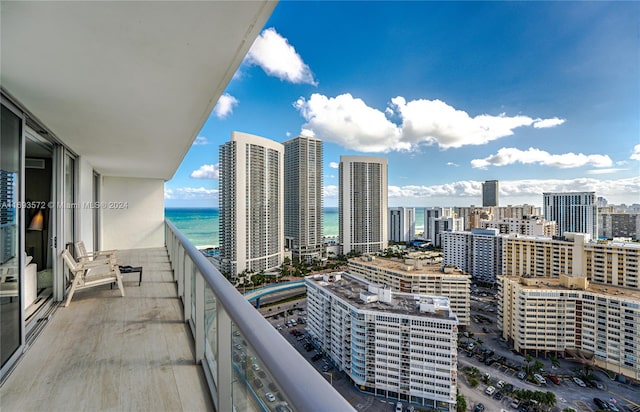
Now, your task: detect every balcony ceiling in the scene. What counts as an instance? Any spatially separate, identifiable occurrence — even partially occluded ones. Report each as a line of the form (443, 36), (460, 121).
(1, 1), (276, 180)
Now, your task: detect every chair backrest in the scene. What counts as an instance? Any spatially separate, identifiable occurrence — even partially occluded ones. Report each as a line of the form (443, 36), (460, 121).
(61, 250), (79, 272)
(75, 241), (88, 260)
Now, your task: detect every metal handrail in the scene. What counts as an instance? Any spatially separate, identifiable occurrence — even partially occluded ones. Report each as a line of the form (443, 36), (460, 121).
(165, 220), (354, 412)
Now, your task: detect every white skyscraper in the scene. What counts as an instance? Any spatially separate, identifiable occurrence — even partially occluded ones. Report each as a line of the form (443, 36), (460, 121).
(543, 192), (597, 238)
(388, 207), (415, 242)
(284, 136), (323, 262)
(339, 156), (388, 254)
(219, 132), (284, 276)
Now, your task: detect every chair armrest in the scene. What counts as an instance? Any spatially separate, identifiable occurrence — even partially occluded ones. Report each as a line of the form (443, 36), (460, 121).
(80, 259), (117, 269)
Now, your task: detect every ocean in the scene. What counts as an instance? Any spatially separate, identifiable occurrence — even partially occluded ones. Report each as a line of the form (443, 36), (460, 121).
(165, 207), (426, 248)
(165, 207), (339, 248)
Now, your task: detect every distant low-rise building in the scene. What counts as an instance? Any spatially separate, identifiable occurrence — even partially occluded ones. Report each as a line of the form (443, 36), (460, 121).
(480, 216), (557, 237)
(305, 272), (459, 411)
(442, 228), (503, 284)
(598, 210), (640, 240)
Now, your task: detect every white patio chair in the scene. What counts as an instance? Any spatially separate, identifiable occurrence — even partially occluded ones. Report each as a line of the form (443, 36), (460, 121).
(61, 249), (124, 307)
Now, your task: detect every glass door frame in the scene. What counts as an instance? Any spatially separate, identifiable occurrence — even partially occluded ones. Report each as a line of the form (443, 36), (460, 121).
(52, 147), (77, 302)
(0, 95), (26, 378)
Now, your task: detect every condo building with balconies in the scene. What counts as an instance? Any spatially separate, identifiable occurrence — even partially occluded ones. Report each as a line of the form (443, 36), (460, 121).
(347, 256), (471, 325)
(544, 191), (597, 238)
(305, 272), (459, 411)
(284, 136), (323, 262)
(219, 132), (285, 276)
(388, 207), (416, 243)
(339, 156), (388, 255)
(497, 274), (640, 381)
(480, 216), (557, 237)
(442, 228), (503, 284)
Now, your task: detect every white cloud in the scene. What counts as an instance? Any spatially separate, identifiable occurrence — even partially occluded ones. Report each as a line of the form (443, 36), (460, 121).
(192, 136), (209, 145)
(246, 27), (317, 85)
(391, 97), (541, 149)
(212, 93), (238, 119)
(533, 117), (566, 128)
(295, 93), (565, 152)
(329, 162), (339, 169)
(295, 93), (406, 152)
(384, 177), (640, 203)
(585, 168), (627, 175)
(164, 187), (218, 200)
(300, 128), (315, 137)
(190, 164), (220, 180)
(323, 185), (338, 198)
(471, 147), (612, 169)
(631, 144), (640, 161)
(447, 162), (459, 167)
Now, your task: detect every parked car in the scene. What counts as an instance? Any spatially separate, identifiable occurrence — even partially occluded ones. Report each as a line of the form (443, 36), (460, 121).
(395, 402), (403, 412)
(517, 371), (526, 380)
(510, 399), (521, 408)
(485, 386), (496, 396)
(593, 398), (609, 410)
(548, 375), (560, 385)
(265, 392), (276, 402)
(474, 403), (485, 412)
(493, 391), (503, 400)
(573, 377), (587, 387)
(496, 380), (505, 389)
(606, 401), (620, 412)
(534, 373), (546, 384)
(504, 383), (514, 392)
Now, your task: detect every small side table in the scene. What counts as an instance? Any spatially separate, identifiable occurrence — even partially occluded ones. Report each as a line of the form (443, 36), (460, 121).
(117, 265), (143, 286)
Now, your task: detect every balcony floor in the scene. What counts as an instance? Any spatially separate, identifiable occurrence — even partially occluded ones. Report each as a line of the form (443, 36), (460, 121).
(0, 247), (213, 411)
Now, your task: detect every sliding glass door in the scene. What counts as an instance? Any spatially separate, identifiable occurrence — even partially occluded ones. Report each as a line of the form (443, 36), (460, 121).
(1, 102), (24, 371)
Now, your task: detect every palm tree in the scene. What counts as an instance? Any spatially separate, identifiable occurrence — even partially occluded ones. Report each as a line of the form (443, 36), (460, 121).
(533, 360), (544, 374)
(549, 353), (560, 369)
(523, 354), (533, 376)
(543, 391), (557, 407)
(455, 389), (466, 412)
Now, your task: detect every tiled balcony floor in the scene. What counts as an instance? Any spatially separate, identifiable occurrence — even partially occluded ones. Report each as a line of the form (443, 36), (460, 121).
(0, 247), (213, 411)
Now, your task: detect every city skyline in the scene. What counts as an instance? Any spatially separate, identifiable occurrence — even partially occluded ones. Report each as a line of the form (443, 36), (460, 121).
(165, 2), (640, 208)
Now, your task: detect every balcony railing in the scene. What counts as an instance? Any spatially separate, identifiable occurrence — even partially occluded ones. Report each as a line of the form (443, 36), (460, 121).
(165, 220), (354, 412)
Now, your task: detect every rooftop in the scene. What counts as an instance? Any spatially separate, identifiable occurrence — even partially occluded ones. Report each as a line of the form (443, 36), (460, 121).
(500, 275), (640, 300)
(349, 256), (468, 278)
(306, 272), (457, 321)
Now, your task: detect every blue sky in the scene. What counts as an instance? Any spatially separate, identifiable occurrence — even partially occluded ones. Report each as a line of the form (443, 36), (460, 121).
(165, 1), (640, 209)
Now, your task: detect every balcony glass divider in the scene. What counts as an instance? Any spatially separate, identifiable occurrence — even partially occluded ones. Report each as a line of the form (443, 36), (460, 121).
(165, 219), (354, 412)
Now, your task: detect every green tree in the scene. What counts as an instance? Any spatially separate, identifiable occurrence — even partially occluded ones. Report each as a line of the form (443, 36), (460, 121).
(549, 353), (560, 369)
(523, 354), (533, 376)
(455, 389), (466, 412)
(532, 360), (544, 374)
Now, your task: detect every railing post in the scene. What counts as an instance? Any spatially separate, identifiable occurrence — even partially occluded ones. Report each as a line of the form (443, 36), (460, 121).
(184, 257), (192, 323)
(194, 268), (205, 363)
(217, 304), (233, 412)
(177, 247), (184, 297)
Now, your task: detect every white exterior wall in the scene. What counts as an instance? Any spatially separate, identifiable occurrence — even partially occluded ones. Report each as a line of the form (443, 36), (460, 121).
(101, 176), (164, 249)
(305, 276), (458, 410)
(77, 157), (95, 252)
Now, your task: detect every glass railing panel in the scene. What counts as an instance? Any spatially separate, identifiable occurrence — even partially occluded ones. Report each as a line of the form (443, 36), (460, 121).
(204, 282), (218, 383)
(231, 323), (293, 412)
(190, 265), (196, 324)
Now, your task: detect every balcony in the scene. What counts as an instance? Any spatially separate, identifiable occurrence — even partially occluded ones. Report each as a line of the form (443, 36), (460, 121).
(0, 221), (353, 411)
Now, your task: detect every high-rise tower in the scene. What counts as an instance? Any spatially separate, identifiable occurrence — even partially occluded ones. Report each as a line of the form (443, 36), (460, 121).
(543, 191), (597, 237)
(339, 156), (388, 254)
(284, 136), (323, 262)
(482, 180), (499, 207)
(219, 131), (284, 276)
